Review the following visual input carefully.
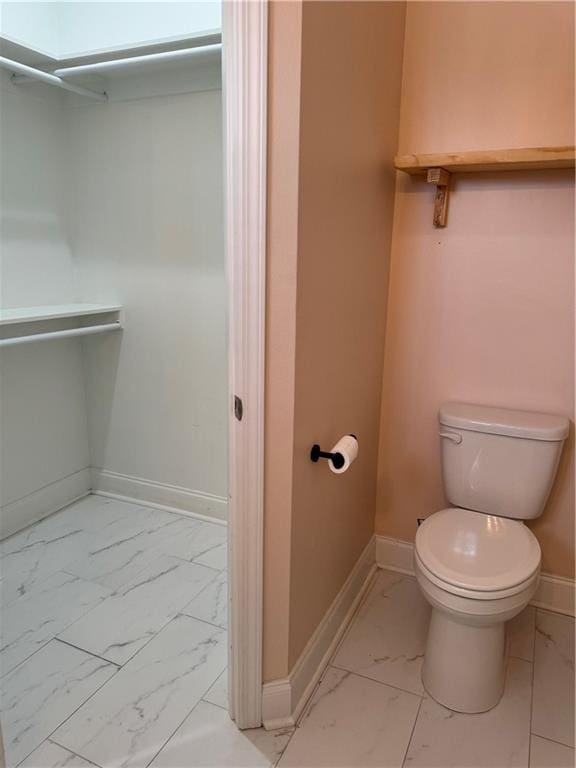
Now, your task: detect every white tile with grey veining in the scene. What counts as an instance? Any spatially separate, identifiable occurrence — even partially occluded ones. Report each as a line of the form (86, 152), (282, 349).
(0, 496), (154, 607)
(532, 610), (575, 748)
(332, 570), (430, 695)
(404, 657), (532, 768)
(0, 517), (89, 608)
(43, 495), (149, 535)
(182, 569), (228, 628)
(150, 701), (293, 768)
(0, 571), (111, 675)
(1, 640), (117, 768)
(59, 556), (217, 664)
(193, 541), (227, 570)
(529, 735), (575, 768)
(508, 606), (536, 662)
(19, 740), (97, 768)
(63, 504), (187, 591)
(158, 519), (227, 566)
(277, 667), (420, 768)
(203, 668), (229, 709)
(53, 615), (227, 768)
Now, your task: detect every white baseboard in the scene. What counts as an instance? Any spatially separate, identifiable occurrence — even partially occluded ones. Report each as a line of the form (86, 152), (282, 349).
(262, 536), (377, 730)
(530, 574), (575, 617)
(91, 469), (228, 524)
(375, 535), (415, 576)
(375, 534), (575, 618)
(0, 468), (91, 540)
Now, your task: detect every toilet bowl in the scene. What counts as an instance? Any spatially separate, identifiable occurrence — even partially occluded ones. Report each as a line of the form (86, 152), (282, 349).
(414, 508), (540, 713)
(415, 403), (568, 714)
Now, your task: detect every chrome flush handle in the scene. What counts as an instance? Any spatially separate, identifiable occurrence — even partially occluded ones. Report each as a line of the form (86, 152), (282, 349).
(439, 431), (462, 444)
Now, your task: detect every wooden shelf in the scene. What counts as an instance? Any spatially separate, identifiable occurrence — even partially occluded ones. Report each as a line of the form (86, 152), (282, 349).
(394, 146), (576, 175)
(394, 146), (575, 228)
(0, 303), (122, 326)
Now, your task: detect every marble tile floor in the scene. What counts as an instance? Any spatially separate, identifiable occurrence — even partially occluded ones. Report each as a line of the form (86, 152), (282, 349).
(277, 569), (575, 768)
(0, 495), (242, 768)
(1, 501), (574, 768)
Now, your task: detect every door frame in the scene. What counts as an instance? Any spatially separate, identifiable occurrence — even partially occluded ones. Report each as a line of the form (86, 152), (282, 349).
(223, 0), (268, 730)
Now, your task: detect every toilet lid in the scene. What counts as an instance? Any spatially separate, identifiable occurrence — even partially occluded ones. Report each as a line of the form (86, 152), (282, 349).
(415, 508), (541, 592)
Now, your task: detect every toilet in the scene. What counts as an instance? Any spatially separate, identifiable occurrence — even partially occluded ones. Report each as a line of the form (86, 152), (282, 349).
(415, 402), (569, 714)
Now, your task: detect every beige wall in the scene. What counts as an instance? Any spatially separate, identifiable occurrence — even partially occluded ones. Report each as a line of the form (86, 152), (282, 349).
(376, 2), (575, 578)
(289, 0), (406, 668)
(264, 0), (303, 681)
(264, 0), (406, 680)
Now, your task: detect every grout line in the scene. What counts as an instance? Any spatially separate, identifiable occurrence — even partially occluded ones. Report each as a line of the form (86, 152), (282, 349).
(47, 739), (104, 768)
(53, 605), (225, 677)
(329, 566), (380, 663)
(201, 697), (227, 711)
(53, 637), (121, 668)
(528, 611), (575, 753)
(272, 721), (298, 767)
(531, 607), (544, 754)
(140, 677), (227, 768)
(0, 635), (56, 680)
(535, 606), (576, 622)
(179, 611), (227, 631)
(201, 669), (228, 711)
(23, 658), (122, 766)
(401, 696), (424, 768)
(330, 664), (425, 700)
(529, 733), (576, 750)
(176, 612), (228, 634)
(527, 645), (536, 768)
(294, 666), (330, 729)
(49, 617), (227, 768)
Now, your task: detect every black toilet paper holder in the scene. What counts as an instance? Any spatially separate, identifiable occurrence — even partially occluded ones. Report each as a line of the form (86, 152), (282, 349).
(310, 435), (357, 470)
(310, 445), (345, 469)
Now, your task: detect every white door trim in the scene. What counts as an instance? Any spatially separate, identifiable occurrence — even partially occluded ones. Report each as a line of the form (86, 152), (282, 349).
(223, 0), (268, 729)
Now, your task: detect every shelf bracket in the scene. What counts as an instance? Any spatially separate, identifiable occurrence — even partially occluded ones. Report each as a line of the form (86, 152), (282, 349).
(426, 168), (451, 228)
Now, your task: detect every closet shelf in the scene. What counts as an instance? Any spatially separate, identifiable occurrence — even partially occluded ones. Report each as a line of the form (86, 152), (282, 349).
(2, 34), (222, 100)
(394, 146), (576, 228)
(0, 304), (123, 348)
(394, 146), (576, 175)
(0, 303), (122, 326)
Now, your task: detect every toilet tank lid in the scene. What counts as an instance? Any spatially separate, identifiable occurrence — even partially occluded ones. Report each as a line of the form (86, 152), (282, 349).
(439, 402), (570, 441)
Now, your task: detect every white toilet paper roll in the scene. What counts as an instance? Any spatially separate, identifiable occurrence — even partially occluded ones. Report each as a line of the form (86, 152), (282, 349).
(328, 434), (359, 474)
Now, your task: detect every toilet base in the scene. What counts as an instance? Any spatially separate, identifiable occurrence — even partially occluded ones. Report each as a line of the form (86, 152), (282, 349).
(422, 608), (507, 713)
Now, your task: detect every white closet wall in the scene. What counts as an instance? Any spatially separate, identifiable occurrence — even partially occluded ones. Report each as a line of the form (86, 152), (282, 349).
(1, 2), (221, 57)
(0, 72), (91, 536)
(0, 49), (227, 534)
(68, 78), (227, 517)
(58, 3), (221, 57)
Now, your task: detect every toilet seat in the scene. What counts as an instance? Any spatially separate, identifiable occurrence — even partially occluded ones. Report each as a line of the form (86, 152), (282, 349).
(415, 508), (541, 598)
(414, 550), (539, 601)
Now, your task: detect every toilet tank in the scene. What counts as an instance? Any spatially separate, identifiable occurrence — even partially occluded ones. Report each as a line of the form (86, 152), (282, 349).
(439, 402), (569, 520)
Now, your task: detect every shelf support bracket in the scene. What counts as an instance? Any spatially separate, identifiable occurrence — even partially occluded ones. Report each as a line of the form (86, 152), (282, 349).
(427, 168), (451, 228)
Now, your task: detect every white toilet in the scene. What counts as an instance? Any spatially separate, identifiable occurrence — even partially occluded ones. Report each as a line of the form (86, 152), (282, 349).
(415, 402), (569, 714)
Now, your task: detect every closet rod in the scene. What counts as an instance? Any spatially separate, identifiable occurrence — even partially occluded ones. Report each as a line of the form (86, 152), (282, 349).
(51, 43), (222, 77)
(0, 322), (122, 348)
(0, 56), (107, 101)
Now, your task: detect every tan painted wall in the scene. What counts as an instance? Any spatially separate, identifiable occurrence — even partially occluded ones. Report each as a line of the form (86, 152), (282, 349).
(376, 2), (575, 578)
(264, 0), (406, 680)
(288, 0), (406, 669)
(264, 0), (303, 681)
